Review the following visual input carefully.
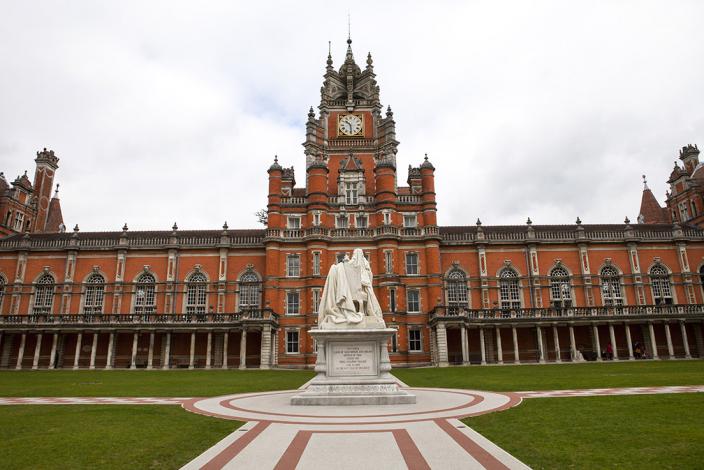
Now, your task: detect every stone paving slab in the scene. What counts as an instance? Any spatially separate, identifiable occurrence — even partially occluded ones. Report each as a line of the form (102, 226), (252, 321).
(0, 397), (192, 405)
(517, 385), (704, 398)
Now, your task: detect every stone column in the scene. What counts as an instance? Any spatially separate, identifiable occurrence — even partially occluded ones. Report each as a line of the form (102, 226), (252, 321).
(436, 323), (449, 367)
(162, 332), (171, 369)
(130, 332), (139, 369)
(147, 332), (155, 369)
(106, 332), (115, 369)
(648, 322), (659, 359)
(536, 326), (545, 364)
(239, 329), (247, 369)
(73, 333), (83, 369)
(552, 325), (561, 363)
(680, 321), (692, 359)
(260, 324), (272, 369)
(189, 331), (196, 369)
(89, 333), (98, 369)
(664, 323), (674, 358)
(32, 333), (43, 370)
(609, 324), (618, 360)
(512, 326), (520, 364)
(460, 325), (469, 365)
(495, 327), (503, 365)
(15, 332), (26, 370)
(222, 331), (229, 369)
(479, 328), (486, 365)
(569, 325), (577, 361)
(48, 333), (58, 369)
(625, 323), (634, 360)
(592, 324), (602, 362)
(205, 331), (212, 369)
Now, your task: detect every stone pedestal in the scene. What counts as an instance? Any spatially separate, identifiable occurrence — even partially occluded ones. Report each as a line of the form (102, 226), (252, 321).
(291, 326), (416, 406)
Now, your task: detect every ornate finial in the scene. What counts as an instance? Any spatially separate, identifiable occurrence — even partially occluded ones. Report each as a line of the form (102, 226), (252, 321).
(326, 41), (333, 67)
(476, 218), (482, 226)
(223, 221), (228, 231)
(23, 170), (27, 176)
(526, 217), (532, 225)
(366, 52), (373, 68)
(73, 224), (79, 232)
(386, 105), (393, 118)
(122, 223), (128, 231)
(347, 12), (351, 43)
(274, 155), (278, 164)
(53, 183), (60, 197)
(576, 217), (582, 225)
(624, 216), (630, 224)
(424, 153), (428, 161)
(308, 106), (315, 119)
(172, 222), (178, 231)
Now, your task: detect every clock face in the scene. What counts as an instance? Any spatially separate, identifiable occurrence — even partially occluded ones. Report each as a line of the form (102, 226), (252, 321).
(338, 114), (363, 136)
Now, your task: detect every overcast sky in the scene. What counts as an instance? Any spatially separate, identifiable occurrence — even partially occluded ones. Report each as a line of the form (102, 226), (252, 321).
(1, 1), (703, 231)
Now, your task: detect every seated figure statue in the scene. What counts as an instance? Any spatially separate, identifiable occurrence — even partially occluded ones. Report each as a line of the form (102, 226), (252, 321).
(318, 248), (385, 328)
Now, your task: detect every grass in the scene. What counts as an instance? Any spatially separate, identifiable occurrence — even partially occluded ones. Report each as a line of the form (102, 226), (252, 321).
(0, 369), (314, 397)
(393, 360), (704, 391)
(0, 405), (240, 470)
(464, 393), (704, 469)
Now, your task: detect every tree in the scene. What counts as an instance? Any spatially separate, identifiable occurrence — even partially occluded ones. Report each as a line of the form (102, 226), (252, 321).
(255, 208), (268, 226)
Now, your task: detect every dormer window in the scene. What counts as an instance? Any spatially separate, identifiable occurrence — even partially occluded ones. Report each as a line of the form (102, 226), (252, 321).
(287, 216), (301, 229)
(403, 213), (417, 228)
(345, 182), (358, 205)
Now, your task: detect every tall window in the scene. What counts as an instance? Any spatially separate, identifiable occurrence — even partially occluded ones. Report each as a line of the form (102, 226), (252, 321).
(312, 252), (321, 276)
(384, 250), (393, 274)
(312, 288), (321, 314)
(336, 214), (349, 228)
(355, 214), (368, 228)
(549, 266), (572, 308)
(679, 202), (689, 221)
(383, 211), (392, 225)
(600, 266), (623, 306)
(691, 201), (698, 217)
(0, 276), (6, 312)
(32, 273), (55, 315)
(407, 289), (420, 313)
(389, 287), (397, 312)
(287, 216), (301, 229)
(405, 252), (419, 275)
(287, 254), (300, 277)
(286, 330), (300, 354)
(238, 271), (260, 310)
(132, 272), (156, 314)
(403, 214), (417, 228)
(286, 291), (300, 315)
(312, 211), (321, 226)
(82, 273), (106, 315)
(186, 272), (208, 315)
(446, 269), (468, 312)
(14, 212), (25, 231)
(650, 265), (673, 305)
(409, 329), (422, 352)
(499, 268), (521, 309)
(345, 182), (358, 205)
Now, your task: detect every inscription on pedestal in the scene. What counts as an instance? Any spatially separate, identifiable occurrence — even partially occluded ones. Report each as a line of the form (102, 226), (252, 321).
(329, 342), (377, 377)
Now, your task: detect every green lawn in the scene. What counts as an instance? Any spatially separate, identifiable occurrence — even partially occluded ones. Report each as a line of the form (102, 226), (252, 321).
(465, 393), (704, 470)
(393, 360), (704, 391)
(0, 369), (314, 397)
(0, 405), (239, 470)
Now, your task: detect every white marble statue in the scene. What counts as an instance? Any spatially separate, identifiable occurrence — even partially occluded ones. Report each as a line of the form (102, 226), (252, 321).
(318, 248), (384, 327)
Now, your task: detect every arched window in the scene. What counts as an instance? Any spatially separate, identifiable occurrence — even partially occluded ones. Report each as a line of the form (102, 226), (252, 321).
(499, 268), (521, 309)
(550, 266), (572, 308)
(186, 272), (208, 315)
(650, 265), (672, 305)
(32, 273), (55, 315)
(600, 266), (623, 306)
(83, 273), (106, 315)
(446, 269), (468, 314)
(238, 271), (261, 310)
(134, 272), (156, 315)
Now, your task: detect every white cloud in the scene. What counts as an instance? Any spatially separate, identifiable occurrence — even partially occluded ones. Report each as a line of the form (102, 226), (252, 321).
(1, 0), (702, 230)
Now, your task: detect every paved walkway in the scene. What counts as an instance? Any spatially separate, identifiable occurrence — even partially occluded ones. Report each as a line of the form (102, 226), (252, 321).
(1, 385), (701, 469)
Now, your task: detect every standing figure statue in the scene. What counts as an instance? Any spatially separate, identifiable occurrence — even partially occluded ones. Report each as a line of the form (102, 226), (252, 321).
(318, 248), (385, 327)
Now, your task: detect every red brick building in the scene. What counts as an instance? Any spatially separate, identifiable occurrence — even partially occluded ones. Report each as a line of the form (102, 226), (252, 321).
(1, 39), (703, 370)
